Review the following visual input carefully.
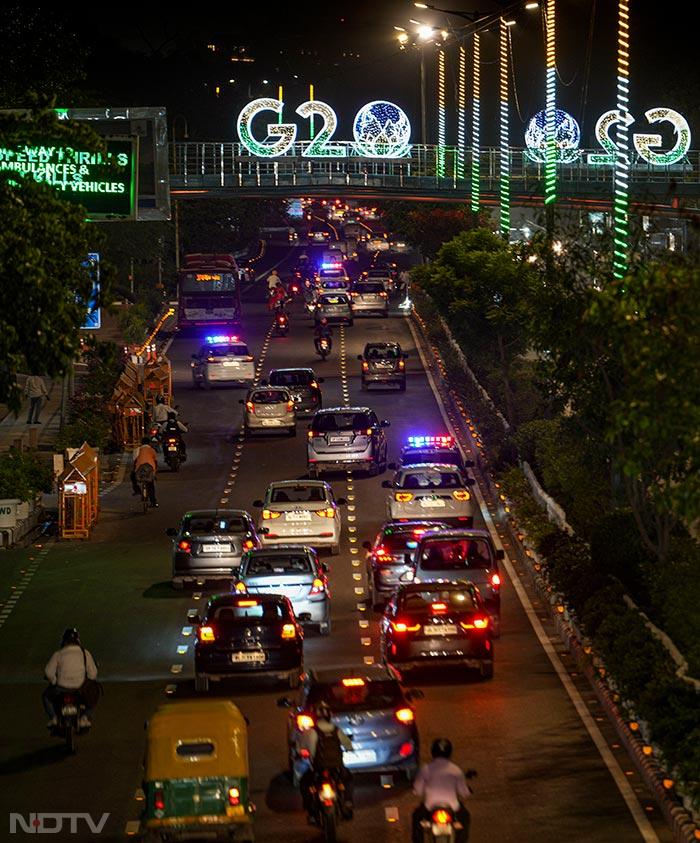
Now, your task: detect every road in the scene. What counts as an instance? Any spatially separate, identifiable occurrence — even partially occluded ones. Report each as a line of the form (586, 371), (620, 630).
(0, 243), (676, 843)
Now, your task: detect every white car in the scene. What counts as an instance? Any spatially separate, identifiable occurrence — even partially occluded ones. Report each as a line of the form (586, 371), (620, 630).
(191, 335), (255, 388)
(252, 480), (347, 555)
(382, 463), (475, 527)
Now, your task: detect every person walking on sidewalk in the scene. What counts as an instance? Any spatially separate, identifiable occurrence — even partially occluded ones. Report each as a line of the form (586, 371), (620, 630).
(25, 374), (49, 424)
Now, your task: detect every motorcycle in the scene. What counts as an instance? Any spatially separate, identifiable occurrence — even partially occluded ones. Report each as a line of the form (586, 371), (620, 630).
(162, 430), (187, 472)
(308, 768), (350, 843)
(315, 336), (332, 360)
(50, 689), (89, 753)
(147, 422), (161, 451)
(418, 770), (476, 843)
(273, 309), (290, 337)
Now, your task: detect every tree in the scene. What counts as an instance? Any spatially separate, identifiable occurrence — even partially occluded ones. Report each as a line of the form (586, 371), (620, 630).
(382, 203), (488, 261)
(0, 103), (109, 412)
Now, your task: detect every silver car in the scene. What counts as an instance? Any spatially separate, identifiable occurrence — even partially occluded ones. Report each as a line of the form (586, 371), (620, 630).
(166, 509), (262, 589)
(191, 336), (255, 388)
(234, 545), (331, 635)
(253, 480), (347, 555)
(349, 281), (389, 317)
(307, 406), (390, 477)
(382, 463), (475, 527)
(314, 292), (353, 326)
(240, 386), (296, 437)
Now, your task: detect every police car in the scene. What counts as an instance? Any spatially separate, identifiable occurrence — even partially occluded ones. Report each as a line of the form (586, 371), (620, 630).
(391, 435), (474, 482)
(191, 335), (255, 388)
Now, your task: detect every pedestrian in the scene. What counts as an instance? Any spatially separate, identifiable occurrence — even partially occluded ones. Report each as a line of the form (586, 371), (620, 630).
(24, 374), (49, 424)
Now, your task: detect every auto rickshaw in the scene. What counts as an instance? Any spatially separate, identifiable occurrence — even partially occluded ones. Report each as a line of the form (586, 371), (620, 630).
(140, 699), (255, 842)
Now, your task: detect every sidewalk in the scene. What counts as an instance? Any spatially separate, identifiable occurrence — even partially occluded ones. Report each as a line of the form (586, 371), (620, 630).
(0, 374), (66, 456)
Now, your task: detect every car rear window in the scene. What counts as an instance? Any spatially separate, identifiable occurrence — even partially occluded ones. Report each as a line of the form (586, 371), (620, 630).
(400, 588), (479, 612)
(209, 600), (289, 621)
(269, 371), (313, 387)
(320, 294), (349, 305)
(354, 283), (384, 294)
(251, 389), (289, 404)
(312, 412), (372, 432)
(309, 680), (404, 712)
(183, 515), (250, 534)
(420, 539), (492, 570)
(401, 470), (462, 489)
(270, 485), (328, 504)
(247, 555), (314, 575)
(203, 344), (249, 357)
(365, 346), (399, 359)
(379, 533), (420, 554)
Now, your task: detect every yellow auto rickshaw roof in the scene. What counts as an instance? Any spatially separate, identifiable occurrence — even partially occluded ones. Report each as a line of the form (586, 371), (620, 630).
(144, 700), (249, 779)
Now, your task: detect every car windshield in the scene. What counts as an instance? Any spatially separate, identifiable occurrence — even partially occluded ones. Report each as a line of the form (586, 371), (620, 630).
(251, 389), (289, 404)
(313, 412), (372, 432)
(208, 600), (290, 621)
(401, 470), (462, 489)
(309, 680), (405, 712)
(270, 371), (313, 387)
(365, 346), (399, 359)
(420, 539), (492, 570)
(246, 554), (314, 575)
(270, 485), (328, 504)
(183, 515), (250, 534)
(399, 588), (479, 612)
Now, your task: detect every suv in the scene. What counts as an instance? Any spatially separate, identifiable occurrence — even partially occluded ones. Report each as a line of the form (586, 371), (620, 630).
(266, 368), (323, 416)
(191, 335), (255, 388)
(307, 406), (390, 477)
(349, 281), (389, 318)
(358, 342), (407, 390)
(314, 292), (353, 326)
(278, 664), (422, 785)
(407, 528), (504, 625)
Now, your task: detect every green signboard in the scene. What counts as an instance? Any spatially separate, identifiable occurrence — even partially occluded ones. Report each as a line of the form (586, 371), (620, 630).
(0, 136), (136, 219)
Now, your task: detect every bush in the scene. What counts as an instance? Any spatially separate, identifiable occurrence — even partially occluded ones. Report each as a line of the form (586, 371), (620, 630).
(0, 451), (55, 501)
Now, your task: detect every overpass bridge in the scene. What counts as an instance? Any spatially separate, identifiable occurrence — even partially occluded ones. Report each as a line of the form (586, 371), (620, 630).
(169, 142), (700, 216)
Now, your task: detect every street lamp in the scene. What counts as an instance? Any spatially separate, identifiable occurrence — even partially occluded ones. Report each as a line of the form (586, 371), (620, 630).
(395, 24), (447, 145)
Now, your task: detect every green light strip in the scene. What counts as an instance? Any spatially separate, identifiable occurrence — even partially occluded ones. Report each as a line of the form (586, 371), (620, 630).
(613, 0), (630, 279)
(471, 33), (481, 215)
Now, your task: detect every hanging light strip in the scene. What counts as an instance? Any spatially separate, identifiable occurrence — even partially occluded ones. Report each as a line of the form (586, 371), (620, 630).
(613, 0), (630, 279)
(471, 33), (481, 214)
(544, 0), (557, 205)
(438, 48), (446, 178)
(499, 18), (510, 240)
(457, 44), (466, 180)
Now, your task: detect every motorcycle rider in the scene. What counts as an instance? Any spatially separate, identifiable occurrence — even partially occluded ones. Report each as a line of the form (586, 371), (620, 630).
(159, 411), (188, 462)
(298, 701), (354, 821)
(412, 738), (472, 843)
(152, 394), (175, 425)
(131, 436), (158, 507)
(314, 318), (333, 354)
(267, 268), (281, 294)
(43, 628), (99, 729)
(269, 280), (289, 312)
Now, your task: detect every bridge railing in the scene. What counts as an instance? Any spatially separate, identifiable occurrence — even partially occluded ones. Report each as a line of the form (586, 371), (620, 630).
(169, 142), (700, 197)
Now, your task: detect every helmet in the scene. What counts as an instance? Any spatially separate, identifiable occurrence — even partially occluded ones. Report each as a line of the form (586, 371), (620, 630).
(61, 628), (81, 647)
(156, 395), (166, 405)
(167, 412), (177, 421)
(431, 738), (453, 759)
(321, 318), (328, 325)
(141, 436), (151, 445)
(315, 701), (332, 719)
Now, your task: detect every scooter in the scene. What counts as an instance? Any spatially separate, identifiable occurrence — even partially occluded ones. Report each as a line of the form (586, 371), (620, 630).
(162, 431), (187, 472)
(273, 309), (290, 336)
(308, 768), (350, 843)
(315, 336), (332, 360)
(418, 771), (476, 843)
(50, 690), (89, 754)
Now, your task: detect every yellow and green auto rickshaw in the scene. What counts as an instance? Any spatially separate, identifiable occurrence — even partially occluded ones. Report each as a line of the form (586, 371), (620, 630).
(140, 699), (255, 842)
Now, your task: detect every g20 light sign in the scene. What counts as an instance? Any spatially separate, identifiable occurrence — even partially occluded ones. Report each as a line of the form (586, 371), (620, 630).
(237, 98), (412, 158)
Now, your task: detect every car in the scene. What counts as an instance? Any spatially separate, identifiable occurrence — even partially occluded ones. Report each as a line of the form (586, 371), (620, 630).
(191, 335), (255, 389)
(317, 277), (351, 295)
(193, 592), (304, 692)
(308, 229), (331, 243)
(364, 235), (390, 252)
(266, 368), (323, 416)
(239, 386), (296, 437)
(394, 434), (475, 482)
(166, 509), (262, 589)
(252, 479), (347, 555)
(307, 406), (390, 477)
(388, 235), (411, 253)
(362, 520), (450, 610)
(407, 527), (504, 623)
(313, 292), (353, 326)
(277, 664), (422, 785)
(382, 463), (475, 527)
(379, 581), (494, 679)
(361, 268), (394, 292)
(358, 342), (407, 390)
(349, 281), (389, 317)
(233, 545), (331, 635)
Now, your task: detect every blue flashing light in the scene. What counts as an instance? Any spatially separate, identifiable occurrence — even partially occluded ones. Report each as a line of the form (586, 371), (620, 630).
(406, 435), (454, 448)
(321, 261), (343, 270)
(206, 334), (239, 343)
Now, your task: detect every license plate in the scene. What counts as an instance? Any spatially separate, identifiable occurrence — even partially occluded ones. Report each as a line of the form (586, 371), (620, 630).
(429, 624), (458, 636)
(202, 543), (231, 553)
(261, 418), (283, 426)
(420, 498), (446, 508)
(222, 361), (240, 367)
(61, 705), (78, 716)
(286, 511), (311, 521)
(231, 651), (265, 663)
(344, 749), (377, 764)
(167, 445), (178, 451)
(329, 435), (351, 444)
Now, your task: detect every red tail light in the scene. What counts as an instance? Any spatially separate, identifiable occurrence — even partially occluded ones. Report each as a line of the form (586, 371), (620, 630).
(177, 540), (191, 553)
(286, 400), (294, 412)
(432, 808), (453, 825)
(228, 787), (240, 806)
(296, 713), (315, 730)
(460, 615), (490, 630)
(154, 789), (165, 811)
(309, 577), (326, 595)
(491, 572), (501, 588)
(362, 362), (369, 371)
(243, 539), (256, 550)
(246, 401), (255, 413)
(167, 437), (178, 445)
(314, 507), (335, 518)
(391, 619), (421, 633)
(395, 707), (415, 724)
(398, 359), (405, 369)
(431, 602), (448, 614)
(452, 490), (471, 501)
(198, 625), (216, 642)
(281, 623), (297, 639)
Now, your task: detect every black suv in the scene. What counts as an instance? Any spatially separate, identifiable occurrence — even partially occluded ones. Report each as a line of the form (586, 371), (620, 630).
(358, 342), (407, 391)
(266, 367), (323, 415)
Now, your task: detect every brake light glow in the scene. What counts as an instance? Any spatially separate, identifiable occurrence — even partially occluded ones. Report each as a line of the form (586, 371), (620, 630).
(362, 362), (369, 371)
(286, 400), (294, 411)
(234, 581), (247, 593)
(399, 741), (414, 757)
(432, 809), (453, 824)
(320, 781), (337, 802)
(452, 490), (471, 501)
(246, 401), (255, 413)
(228, 787), (240, 806)
(398, 360), (405, 369)
(177, 540), (191, 553)
(431, 602), (448, 613)
(296, 713), (315, 730)
(314, 507), (335, 518)
(491, 573), (501, 588)
(261, 509), (282, 520)
(391, 620), (421, 633)
(281, 623), (297, 639)
(395, 492), (413, 502)
(237, 599), (258, 606)
(198, 625), (215, 642)
(243, 539), (256, 550)
(395, 707), (415, 724)
(309, 577), (326, 595)
(460, 616), (490, 630)
(341, 677), (365, 687)
(154, 789), (165, 811)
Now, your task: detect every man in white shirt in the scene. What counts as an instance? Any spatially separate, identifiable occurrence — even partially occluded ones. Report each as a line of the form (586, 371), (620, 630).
(43, 628), (99, 728)
(412, 738), (472, 843)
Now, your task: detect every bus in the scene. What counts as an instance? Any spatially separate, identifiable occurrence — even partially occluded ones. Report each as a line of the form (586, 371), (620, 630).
(176, 253), (242, 330)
